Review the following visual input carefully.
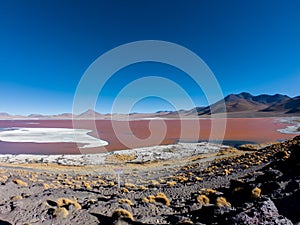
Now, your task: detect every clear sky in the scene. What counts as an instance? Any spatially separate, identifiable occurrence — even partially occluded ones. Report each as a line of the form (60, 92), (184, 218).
(0, 0), (299, 114)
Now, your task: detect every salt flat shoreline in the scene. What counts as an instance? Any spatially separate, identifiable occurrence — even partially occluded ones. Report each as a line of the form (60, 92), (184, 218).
(0, 142), (230, 166)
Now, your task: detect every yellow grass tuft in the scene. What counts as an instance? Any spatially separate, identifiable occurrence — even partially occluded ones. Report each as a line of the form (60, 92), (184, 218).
(148, 195), (156, 203)
(216, 197), (231, 207)
(167, 181), (177, 186)
(150, 180), (160, 186)
(83, 181), (92, 190)
(199, 188), (216, 195)
(142, 197), (149, 203)
(155, 192), (171, 206)
(224, 169), (230, 175)
(112, 208), (134, 221)
(144, 192), (171, 206)
(43, 183), (51, 189)
(139, 185), (147, 191)
(13, 179), (28, 187)
(195, 177), (203, 181)
(121, 187), (129, 193)
(251, 187), (261, 198)
(98, 179), (107, 185)
(56, 198), (81, 210)
(125, 183), (136, 188)
(11, 195), (23, 201)
(196, 195), (210, 205)
(53, 207), (69, 218)
(119, 198), (133, 206)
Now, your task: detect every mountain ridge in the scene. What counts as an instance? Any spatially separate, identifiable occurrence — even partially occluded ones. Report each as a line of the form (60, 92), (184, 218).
(1, 92), (299, 119)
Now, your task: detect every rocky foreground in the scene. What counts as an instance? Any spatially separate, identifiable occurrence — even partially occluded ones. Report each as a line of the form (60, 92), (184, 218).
(0, 137), (299, 225)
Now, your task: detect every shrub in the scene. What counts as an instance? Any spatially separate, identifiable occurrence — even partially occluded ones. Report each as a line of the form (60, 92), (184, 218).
(199, 188), (216, 195)
(121, 187), (129, 193)
(11, 195), (23, 201)
(83, 181), (92, 190)
(139, 185), (147, 191)
(167, 181), (176, 186)
(148, 195), (156, 203)
(124, 183), (136, 188)
(251, 187), (261, 198)
(56, 198), (81, 210)
(13, 179), (28, 187)
(43, 183), (51, 189)
(196, 195), (210, 205)
(119, 198), (133, 206)
(142, 197), (149, 203)
(215, 197), (231, 207)
(108, 181), (115, 187)
(98, 179), (107, 185)
(112, 208), (134, 221)
(155, 192), (171, 206)
(195, 177), (203, 181)
(53, 207), (69, 218)
(150, 180), (160, 186)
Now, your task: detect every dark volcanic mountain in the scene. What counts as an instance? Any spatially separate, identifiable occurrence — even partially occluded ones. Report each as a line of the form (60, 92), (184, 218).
(260, 95), (300, 114)
(0, 93), (299, 119)
(195, 92), (299, 117)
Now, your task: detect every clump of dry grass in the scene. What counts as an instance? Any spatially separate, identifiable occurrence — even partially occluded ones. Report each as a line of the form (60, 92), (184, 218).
(142, 197), (149, 203)
(251, 187), (261, 198)
(112, 208), (134, 221)
(124, 183), (136, 188)
(53, 207), (69, 218)
(11, 195), (23, 201)
(195, 177), (203, 181)
(199, 188), (216, 195)
(13, 179), (28, 187)
(121, 187), (129, 193)
(119, 198), (133, 206)
(180, 218), (194, 224)
(223, 169), (230, 175)
(43, 183), (51, 189)
(170, 174), (188, 182)
(150, 180), (160, 186)
(143, 192), (171, 206)
(83, 181), (92, 190)
(56, 198), (81, 210)
(196, 195), (210, 205)
(98, 179), (107, 185)
(166, 181), (176, 186)
(155, 192), (171, 206)
(0, 175), (8, 183)
(139, 185), (147, 191)
(215, 197), (231, 207)
(108, 181), (115, 187)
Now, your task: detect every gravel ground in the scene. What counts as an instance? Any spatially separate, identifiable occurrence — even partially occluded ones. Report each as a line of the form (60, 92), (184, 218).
(0, 136), (299, 225)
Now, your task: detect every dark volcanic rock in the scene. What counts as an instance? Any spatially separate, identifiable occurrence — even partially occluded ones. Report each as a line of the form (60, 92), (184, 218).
(230, 198), (293, 225)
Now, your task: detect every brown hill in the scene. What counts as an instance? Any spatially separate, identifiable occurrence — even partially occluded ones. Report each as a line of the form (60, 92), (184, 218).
(179, 92), (299, 117)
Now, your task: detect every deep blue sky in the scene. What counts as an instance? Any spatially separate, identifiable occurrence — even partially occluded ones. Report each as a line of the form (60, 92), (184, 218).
(0, 0), (299, 114)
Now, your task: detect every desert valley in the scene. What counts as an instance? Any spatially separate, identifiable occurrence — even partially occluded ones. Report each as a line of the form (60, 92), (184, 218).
(0, 93), (299, 224)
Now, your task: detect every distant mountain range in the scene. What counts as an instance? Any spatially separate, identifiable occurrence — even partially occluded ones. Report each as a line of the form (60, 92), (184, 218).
(194, 92), (300, 117)
(174, 92), (299, 118)
(1, 92), (299, 119)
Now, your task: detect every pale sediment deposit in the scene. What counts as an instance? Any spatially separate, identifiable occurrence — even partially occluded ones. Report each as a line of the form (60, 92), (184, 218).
(0, 127), (108, 148)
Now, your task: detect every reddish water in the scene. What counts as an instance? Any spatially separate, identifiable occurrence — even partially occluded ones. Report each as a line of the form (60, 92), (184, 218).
(0, 118), (296, 154)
